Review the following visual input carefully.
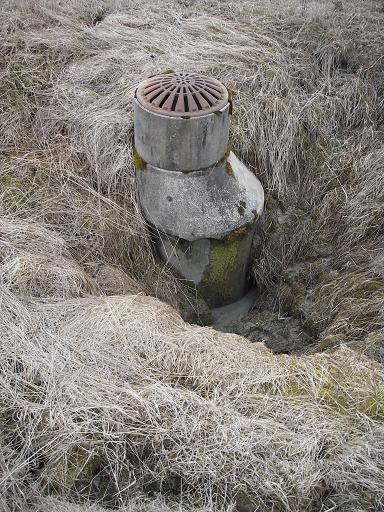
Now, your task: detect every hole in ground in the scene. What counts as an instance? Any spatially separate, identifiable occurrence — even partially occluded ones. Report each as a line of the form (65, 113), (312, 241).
(208, 274), (315, 355)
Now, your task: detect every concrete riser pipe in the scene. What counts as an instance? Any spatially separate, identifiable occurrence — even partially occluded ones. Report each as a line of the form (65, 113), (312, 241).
(134, 72), (264, 307)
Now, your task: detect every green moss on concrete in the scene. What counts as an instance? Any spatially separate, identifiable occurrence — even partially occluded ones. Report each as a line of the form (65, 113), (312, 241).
(210, 238), (242, 288)
(180, 295), (213, 326)
(199, 228), (253, 305)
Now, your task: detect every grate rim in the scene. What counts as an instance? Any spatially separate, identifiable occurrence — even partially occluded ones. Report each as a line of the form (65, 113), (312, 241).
(136, 72), (229, 117)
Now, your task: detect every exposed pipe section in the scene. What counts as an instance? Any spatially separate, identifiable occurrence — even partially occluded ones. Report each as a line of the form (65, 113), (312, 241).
(134, 72), (264, 307)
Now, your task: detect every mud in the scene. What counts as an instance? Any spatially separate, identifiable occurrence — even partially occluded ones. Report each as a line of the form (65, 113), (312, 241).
(212, 286), (314, 354)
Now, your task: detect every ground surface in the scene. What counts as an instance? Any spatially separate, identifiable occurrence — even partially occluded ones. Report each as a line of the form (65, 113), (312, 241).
(1, 0), (384, 511)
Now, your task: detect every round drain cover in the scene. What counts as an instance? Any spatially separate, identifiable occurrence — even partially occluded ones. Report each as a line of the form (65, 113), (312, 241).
(136, 72), (229, 117)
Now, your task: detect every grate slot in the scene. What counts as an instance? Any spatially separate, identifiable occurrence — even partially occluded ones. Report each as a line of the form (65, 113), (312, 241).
(192, 92), (202, 110)
(147, 88), (164, 102)
(183, 87), (189, 112)
(204, 87), (220, 100)
(158, 91), (172, 108)
(171, 88), (180, 111)
(175, 89), (185, 112)
(199, 90), (213, 107)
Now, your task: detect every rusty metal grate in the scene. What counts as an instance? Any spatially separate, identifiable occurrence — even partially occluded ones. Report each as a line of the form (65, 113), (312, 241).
(136, 72), (229, 117)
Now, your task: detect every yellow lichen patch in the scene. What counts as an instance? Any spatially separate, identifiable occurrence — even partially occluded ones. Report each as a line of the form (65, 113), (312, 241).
(237, 200), (246, 216)
(225, 85), (236, 103)
(225, 161), (234, 177)
(132, 147), (146, 171)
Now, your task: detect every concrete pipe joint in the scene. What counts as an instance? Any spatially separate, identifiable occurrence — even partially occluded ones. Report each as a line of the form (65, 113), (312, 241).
(134, 72), (264, 308)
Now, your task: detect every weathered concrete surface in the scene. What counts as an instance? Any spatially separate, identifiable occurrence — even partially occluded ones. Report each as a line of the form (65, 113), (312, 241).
(156, 226), (255, 307)
(134, 99), (230, 171)
(212, 287), (258, 328)
(136, 152), (264, 241)
(157, 236), (210, 284)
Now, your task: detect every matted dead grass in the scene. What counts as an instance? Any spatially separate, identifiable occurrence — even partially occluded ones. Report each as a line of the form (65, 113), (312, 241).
(0, 0), (384, 510)
(1, 289), (384, 511)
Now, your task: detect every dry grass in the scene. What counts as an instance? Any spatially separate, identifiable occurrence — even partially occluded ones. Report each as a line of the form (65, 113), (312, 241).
(1, 0), (384, 510)
(1, 290), (384, 511)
